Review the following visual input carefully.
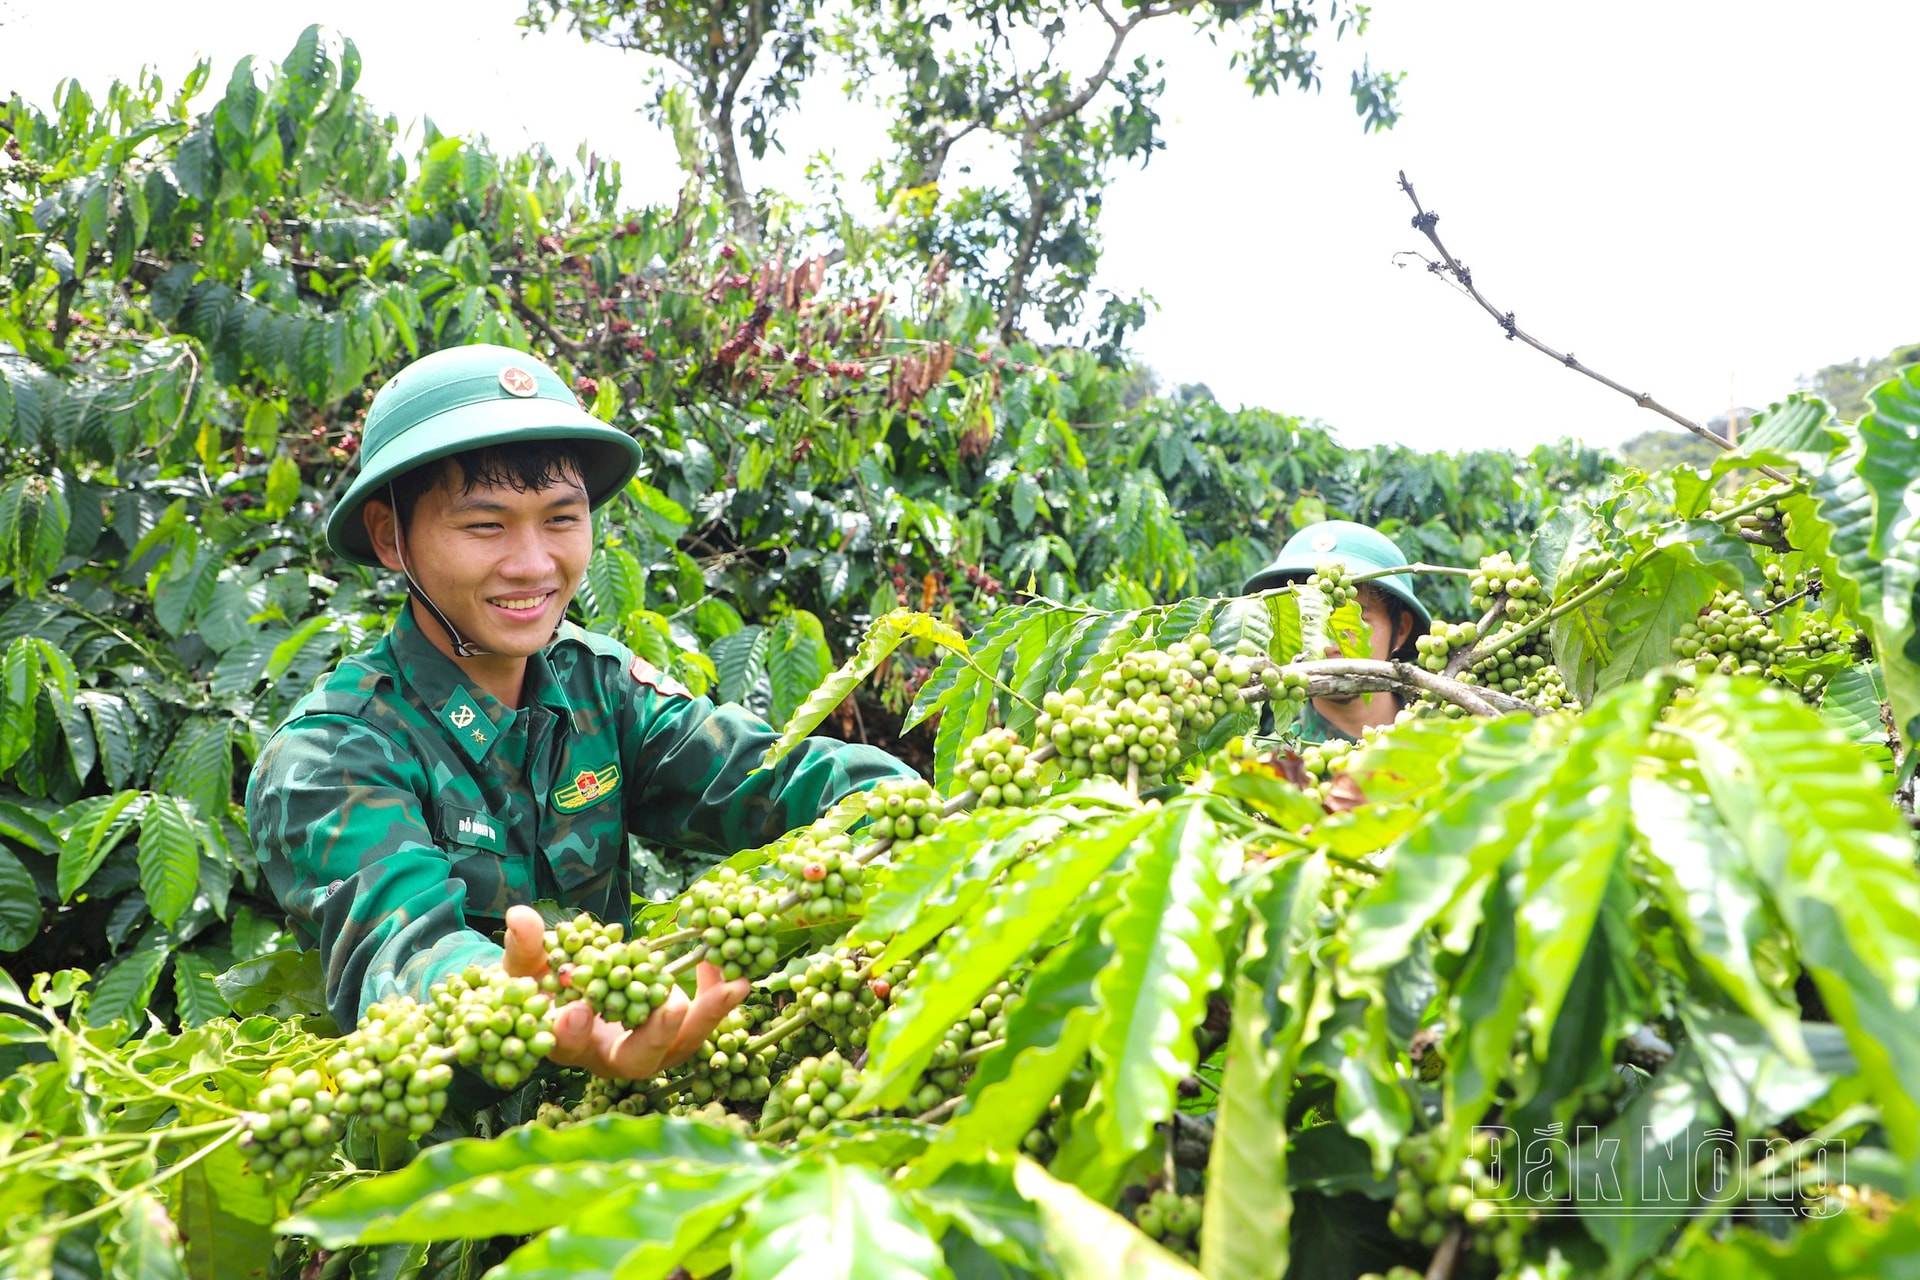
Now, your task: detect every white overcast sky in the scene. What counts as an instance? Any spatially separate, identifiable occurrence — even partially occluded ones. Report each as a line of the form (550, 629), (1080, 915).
(3, 1), (1915, 452)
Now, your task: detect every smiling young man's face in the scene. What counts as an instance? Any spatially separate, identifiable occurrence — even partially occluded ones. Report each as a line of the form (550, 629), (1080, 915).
(364, 449), (593, 666)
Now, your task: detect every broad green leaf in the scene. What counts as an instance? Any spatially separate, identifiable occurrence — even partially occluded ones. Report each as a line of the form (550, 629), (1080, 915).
(910, 914), (1111, 1183)
(154, 717), (234, 837)
(761, 611), (967, 768)
(1057, 803), (1231, 1199)
(928, 604), (1051, 789)
(284, 1116), (773, 1247)
(1197, 973), (1288, 1280)
(1633, 775), (1804, 1061)
(851, 808), (1056, 960)
(909, 1159), (1049, 1274)
(171, 950), (230, 1027)
(1596, 542), (1717, 691)
(492, 1165), (777, 1280)
(1680, 1004), (1846, 1129)
(111, 1192), (188, 1280)
(1672, 680), (1920, 1175)
(1661, 1199), (1920, 1279)
(730, 1159), (944, 1280)
(81, 691), (141, 788)
(0, 638), (38, 770)
(1820, 661), (1895, 771)
(0, 799), (56, 853)
(1207, 596), (1269, 655)
(56, 790), (147, 901)
(1578, 1049), (1717, 1275)
(137, 794), (201, 928)
(0, 846), (42, 952)
(1514, 679), (1662, 1047)
(177, 1153), (276, 1280)
(1344, 717), (1553, 972)
(767, 611), (833, 729)
(262, 451), (301, 518)
(89, 927), (172, 1038)
(1739, 393), (1840, 459)
(0, 472), (69, 597)
(859, 810), (1154, 1110)
(212, 949), (326, 1018)
(1010, 1160), (1200, 1279)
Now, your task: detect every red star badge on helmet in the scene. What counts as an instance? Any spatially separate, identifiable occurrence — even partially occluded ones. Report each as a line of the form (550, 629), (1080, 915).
(498, 366), (538, 397)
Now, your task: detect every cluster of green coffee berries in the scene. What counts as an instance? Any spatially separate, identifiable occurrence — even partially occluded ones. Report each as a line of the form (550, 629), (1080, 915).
(675, 868), (785, 980)
(547, 914), (673, 1028)
(773, 832), (865, 923)
(1523, 662), (1576, 712)
(1762, 561), (1805, 605)
(1020, 1095), (1068, 1161)
(1464, 648), (1549, 697)
(864, 776), (944, 838)
(539, 1074), (651, 1125)
(1134, 1187), (1204, 1264)
(678, 1004), (777, 1106)
(243, 990), (466, 1180)
(1792, 616), (1850, 660)
(1673, 591), (1778, 678)
(436, 966), (558, 1091)
(1469, 552), (1544, 619)
(240, 1067), (343, 1182)
(1036, 636), (1251, 789)
(761, 1050), (862, 1138)
(1712, 484), (1787, 539)
(1389, 1127), (1527, 1268)
(1259, 662), (1312, 702)
(1415, 619), (1479, 673)
(1307, 560), (1356, 607)
(1298, 737), (1355, 783)
(775, 946), (890, 1053)
(957, 728), (1045, 808)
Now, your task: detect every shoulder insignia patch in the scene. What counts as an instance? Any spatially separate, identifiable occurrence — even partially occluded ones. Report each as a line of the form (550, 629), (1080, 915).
(630, 656), (692, 700)
(441, 687), (497, 762)
(554, 763), (621, 812)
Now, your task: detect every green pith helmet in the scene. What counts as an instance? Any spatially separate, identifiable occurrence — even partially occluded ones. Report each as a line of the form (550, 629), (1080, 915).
(326, 344), (643, 565)
(1243, 520), (1432, 631)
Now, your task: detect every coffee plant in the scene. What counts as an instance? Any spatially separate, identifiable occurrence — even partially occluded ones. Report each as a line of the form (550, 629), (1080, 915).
(2, 26), (1918, 1280)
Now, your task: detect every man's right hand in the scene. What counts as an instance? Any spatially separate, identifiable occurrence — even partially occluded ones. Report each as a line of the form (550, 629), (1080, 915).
(501, 905), (749, 1080)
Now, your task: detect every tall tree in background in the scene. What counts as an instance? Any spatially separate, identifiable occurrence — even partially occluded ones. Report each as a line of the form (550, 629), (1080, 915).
(520, 0), (821, 243)
(521, 0), (1399, 351)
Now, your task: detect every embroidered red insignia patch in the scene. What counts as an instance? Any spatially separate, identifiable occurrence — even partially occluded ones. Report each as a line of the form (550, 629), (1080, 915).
(630, 656), (692, 699)
(573, 769), (601, 800)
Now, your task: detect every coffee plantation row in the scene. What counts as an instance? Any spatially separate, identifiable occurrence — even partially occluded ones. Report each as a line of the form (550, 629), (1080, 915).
(2, 24), (1919, 1280)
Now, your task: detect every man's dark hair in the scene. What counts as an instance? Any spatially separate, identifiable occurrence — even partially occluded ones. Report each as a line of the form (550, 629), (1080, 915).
(387, 440), (590, 530)
(1356, 581), (1421, 662)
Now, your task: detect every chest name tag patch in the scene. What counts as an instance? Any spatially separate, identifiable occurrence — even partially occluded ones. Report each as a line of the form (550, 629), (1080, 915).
(554, 764), (621, 812)
(447, 810), (504, 853)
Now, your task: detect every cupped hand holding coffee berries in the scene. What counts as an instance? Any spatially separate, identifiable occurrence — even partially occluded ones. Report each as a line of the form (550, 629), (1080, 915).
(502, 904), (748, 1080)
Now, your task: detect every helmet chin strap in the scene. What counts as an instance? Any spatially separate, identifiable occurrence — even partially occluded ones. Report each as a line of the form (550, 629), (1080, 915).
(390, 483), (490, 659)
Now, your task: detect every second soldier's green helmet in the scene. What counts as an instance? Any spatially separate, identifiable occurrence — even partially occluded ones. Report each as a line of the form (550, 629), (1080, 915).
(326, 344), (644, 565)
(1243, 520), (1431, 632)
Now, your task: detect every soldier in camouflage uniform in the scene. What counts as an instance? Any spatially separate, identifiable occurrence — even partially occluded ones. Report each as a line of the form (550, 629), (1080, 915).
(247, 344), (917, 1078)
(1243, 521), (1431, 743)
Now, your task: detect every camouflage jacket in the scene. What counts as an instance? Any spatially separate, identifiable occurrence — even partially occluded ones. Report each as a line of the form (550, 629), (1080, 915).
(246, 606), (916, 1027)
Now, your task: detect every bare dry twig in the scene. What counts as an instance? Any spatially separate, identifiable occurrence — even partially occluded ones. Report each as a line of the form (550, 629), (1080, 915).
(1394, 172), (1792, 485)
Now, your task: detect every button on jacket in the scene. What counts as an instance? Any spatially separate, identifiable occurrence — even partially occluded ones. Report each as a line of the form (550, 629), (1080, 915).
(246, 607), (916, 1027)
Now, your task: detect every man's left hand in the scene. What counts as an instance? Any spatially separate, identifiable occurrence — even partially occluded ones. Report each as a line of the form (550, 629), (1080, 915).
(501, 904), (750, 1080)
